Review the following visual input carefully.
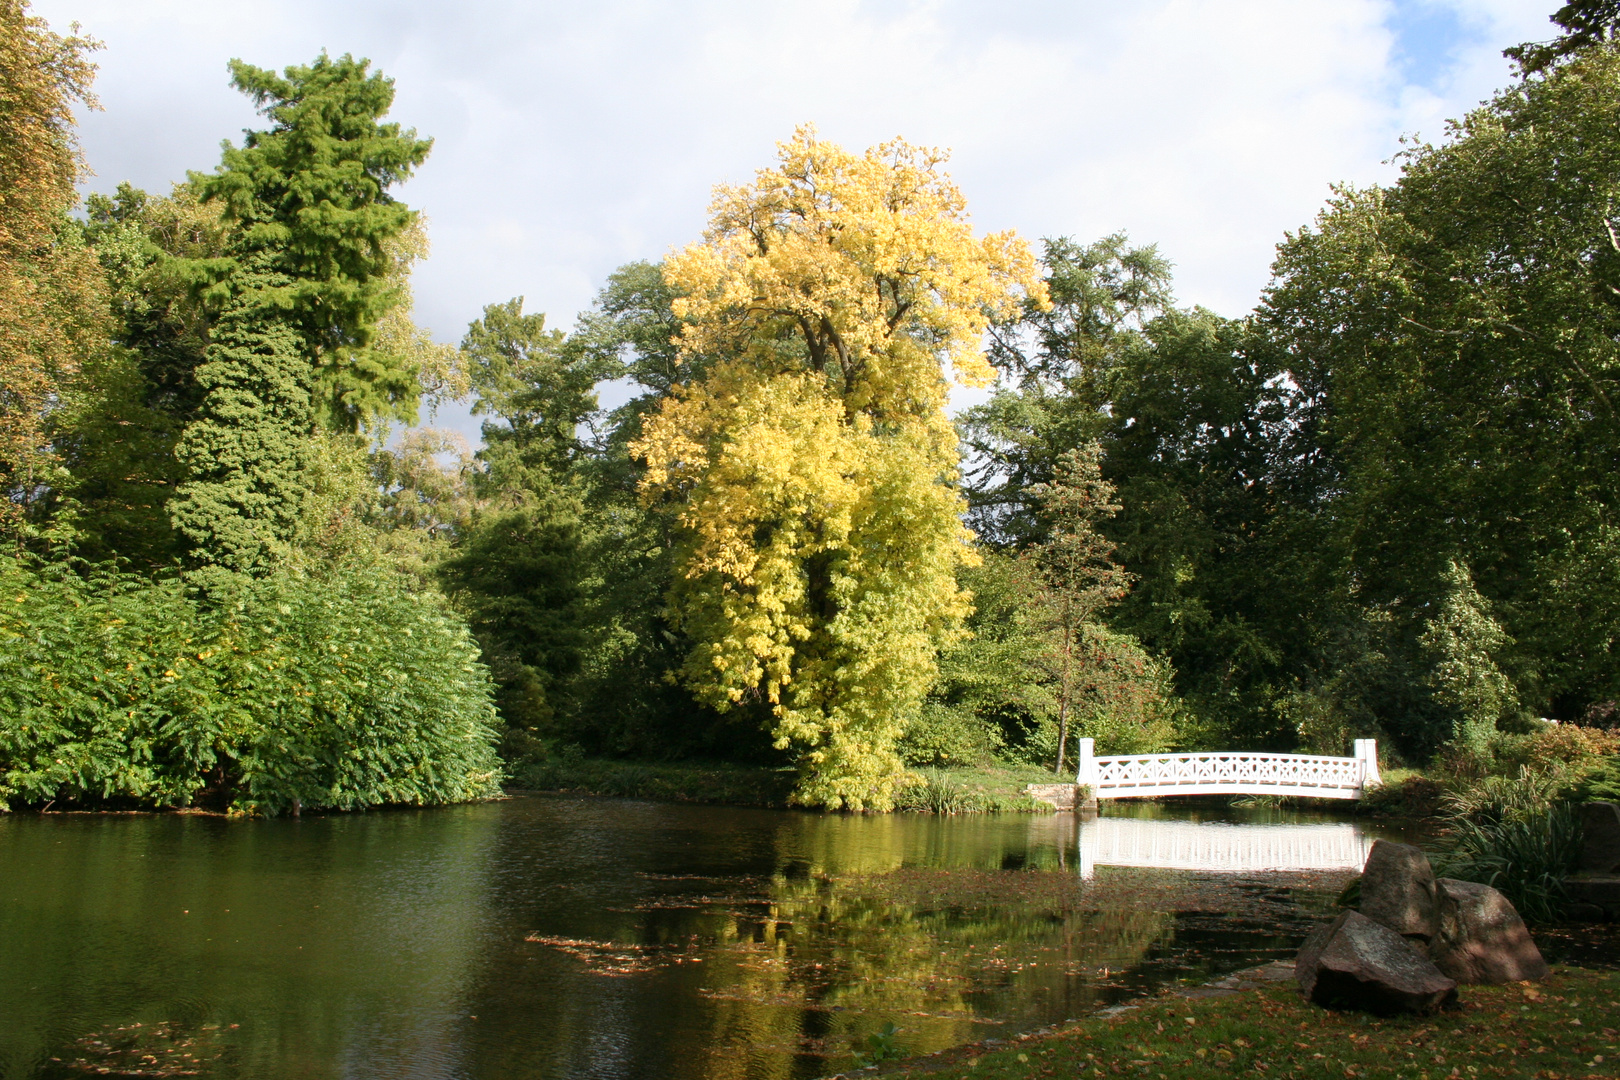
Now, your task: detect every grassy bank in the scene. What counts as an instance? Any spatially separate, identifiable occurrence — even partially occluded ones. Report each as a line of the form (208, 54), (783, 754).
(508, 758), (1062, 812)
(878, 966), (1619, 1080)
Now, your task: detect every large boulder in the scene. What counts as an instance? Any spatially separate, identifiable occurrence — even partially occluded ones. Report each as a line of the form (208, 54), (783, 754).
(1359, 839), (1440, 947)
(1295, 910), (1458, 1015)
(1431, 878), (1549, 983)
(1579, 801), (1620, 874)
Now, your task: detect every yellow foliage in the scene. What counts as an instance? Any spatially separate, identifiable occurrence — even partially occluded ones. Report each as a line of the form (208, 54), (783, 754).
(635, 129), (1047, 810)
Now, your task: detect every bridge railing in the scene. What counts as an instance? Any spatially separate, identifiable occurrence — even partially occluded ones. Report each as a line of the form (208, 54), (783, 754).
(1075, 738), (1381, 800)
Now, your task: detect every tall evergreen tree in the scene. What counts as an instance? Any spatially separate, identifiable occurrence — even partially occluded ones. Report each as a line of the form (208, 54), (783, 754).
(167, 54), (431, 575)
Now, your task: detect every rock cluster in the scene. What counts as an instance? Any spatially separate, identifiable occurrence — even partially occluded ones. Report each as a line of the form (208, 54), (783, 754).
(1295, 839), (1547, 1014)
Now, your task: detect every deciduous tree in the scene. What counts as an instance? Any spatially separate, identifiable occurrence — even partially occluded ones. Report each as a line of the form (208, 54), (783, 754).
(635, 129), (1046, 808)
(0, 0), (102, 533)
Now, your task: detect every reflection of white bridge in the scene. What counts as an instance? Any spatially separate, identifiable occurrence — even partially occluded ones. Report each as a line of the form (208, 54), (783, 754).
(1077, 816), (1375, 880)
(1076, 738), (1381, 801)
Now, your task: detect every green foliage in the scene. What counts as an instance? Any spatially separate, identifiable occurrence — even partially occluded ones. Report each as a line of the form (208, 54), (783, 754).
(1576, 756), (1620, 801)
(966, 249), (1298, 752)
(463, 298), (608, 484)
(1507, 0), (1620, 73)
(965, 233), (1175, 547)
(1433, 773), (1582, 925)
(437, 297), (614, 742)
(1028, 442), (1134, 771)
(906, 552), (1046, 767)
(1259, 48), (1620, 732)
(188, 53), (433, 430)
(891, 768), (1049, 814)
(167, 256), (313, 577)
(439, 500), (585, 732)
(510, 755), (795, 807)
(1420, 561), (1520, 756)
(0, 553), (502, 814)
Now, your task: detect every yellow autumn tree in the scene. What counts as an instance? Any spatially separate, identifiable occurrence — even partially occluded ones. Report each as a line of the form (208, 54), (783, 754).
(634, 128), (1047, 809)
(0, 1), (103, 532)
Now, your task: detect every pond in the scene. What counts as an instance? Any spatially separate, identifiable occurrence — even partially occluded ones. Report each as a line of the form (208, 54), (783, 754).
(0, 796), (1415, 1080)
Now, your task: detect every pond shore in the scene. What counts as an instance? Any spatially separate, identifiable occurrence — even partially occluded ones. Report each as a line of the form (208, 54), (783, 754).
(507, 758), (1066, 811)
(852, 951), (1620, 1080)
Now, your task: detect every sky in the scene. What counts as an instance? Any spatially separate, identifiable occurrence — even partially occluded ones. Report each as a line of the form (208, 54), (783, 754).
(36, 0), (1558, 440)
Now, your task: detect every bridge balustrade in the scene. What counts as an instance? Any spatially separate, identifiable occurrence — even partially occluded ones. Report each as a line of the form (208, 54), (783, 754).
(1075, 738), (1381, 801)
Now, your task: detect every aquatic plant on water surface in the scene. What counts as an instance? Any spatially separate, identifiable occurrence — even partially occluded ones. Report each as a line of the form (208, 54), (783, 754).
(0, 555), (503, 815)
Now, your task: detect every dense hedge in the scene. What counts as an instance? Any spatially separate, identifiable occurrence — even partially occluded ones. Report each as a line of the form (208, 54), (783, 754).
(0, 555), (503, 814)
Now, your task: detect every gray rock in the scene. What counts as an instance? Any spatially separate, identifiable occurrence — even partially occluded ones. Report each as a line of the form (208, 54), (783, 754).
(1295, 910), (1458, 1014)
(1431, 878), (1549, 984)
(1024, 783), (1081, 810)
(1359, 839), (1440, 945)
(1579, 801), (1620, 874)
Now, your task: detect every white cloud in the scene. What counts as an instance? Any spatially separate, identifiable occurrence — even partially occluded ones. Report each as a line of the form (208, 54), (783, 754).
(38, 0), (1555, 418)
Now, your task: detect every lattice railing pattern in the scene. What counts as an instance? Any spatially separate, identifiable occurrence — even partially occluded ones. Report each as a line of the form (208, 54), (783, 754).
(1095, 752), (1362, 791)
(1076, 739), (1379, 800)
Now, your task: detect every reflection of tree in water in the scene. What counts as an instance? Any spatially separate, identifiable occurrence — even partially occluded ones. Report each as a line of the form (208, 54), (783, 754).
(684, 868), (1174, 1078)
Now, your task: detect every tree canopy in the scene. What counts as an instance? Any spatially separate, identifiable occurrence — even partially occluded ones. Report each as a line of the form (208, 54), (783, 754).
(635, 130), (1046, 808)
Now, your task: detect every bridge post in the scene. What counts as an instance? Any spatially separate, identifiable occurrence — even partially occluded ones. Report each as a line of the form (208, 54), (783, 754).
(1075, 737), (1099, 814)
(1354, 739), (1382, 790)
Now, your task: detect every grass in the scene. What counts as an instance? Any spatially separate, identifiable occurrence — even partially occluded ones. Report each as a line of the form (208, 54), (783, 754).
(893, 764), (1062, 814)
(879, 966), (1620, 1080)
(508, 758), (1064, 813)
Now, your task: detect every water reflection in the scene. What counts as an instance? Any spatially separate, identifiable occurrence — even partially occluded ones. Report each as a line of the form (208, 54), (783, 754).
(1077, 812), (1375, 879)
(0, 797), (1401, 1080)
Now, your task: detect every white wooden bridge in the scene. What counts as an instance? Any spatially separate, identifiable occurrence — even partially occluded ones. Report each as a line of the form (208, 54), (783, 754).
(1075, 738), (1381, 801)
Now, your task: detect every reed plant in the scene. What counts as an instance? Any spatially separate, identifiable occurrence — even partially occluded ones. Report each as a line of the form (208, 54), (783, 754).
(1432, 767), (1582, 924)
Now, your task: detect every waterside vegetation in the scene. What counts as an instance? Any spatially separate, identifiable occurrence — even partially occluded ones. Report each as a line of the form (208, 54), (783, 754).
(2, 1), (1620, 816)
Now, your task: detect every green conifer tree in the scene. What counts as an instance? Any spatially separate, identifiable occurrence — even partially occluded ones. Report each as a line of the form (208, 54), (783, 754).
(168, 54), (431, 575)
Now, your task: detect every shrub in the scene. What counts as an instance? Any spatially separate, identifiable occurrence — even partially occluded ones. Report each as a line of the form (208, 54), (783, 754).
(0, 555), (503, 813)
(899, 702), (1005, 767)
(1353, 772), (1446, 819)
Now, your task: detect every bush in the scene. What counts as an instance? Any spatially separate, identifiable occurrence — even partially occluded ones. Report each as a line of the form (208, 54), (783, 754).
(899, 702), (1005, 767)
(1575, 756), (1620, 802)
(509, 756), (796, 807)
(1353, 772), (1446, 819)
(1438, 720), (1618, 781)
(0, 555), (503, 814)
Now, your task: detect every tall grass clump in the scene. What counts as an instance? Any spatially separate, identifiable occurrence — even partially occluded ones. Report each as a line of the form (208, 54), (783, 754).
(0, 555), (503, 814)
(1433, 768), (1582, 924)
(892, 768), (1049, 814)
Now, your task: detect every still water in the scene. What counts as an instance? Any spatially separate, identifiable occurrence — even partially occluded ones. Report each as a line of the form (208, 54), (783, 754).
(0, 796), (1409, 1080)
